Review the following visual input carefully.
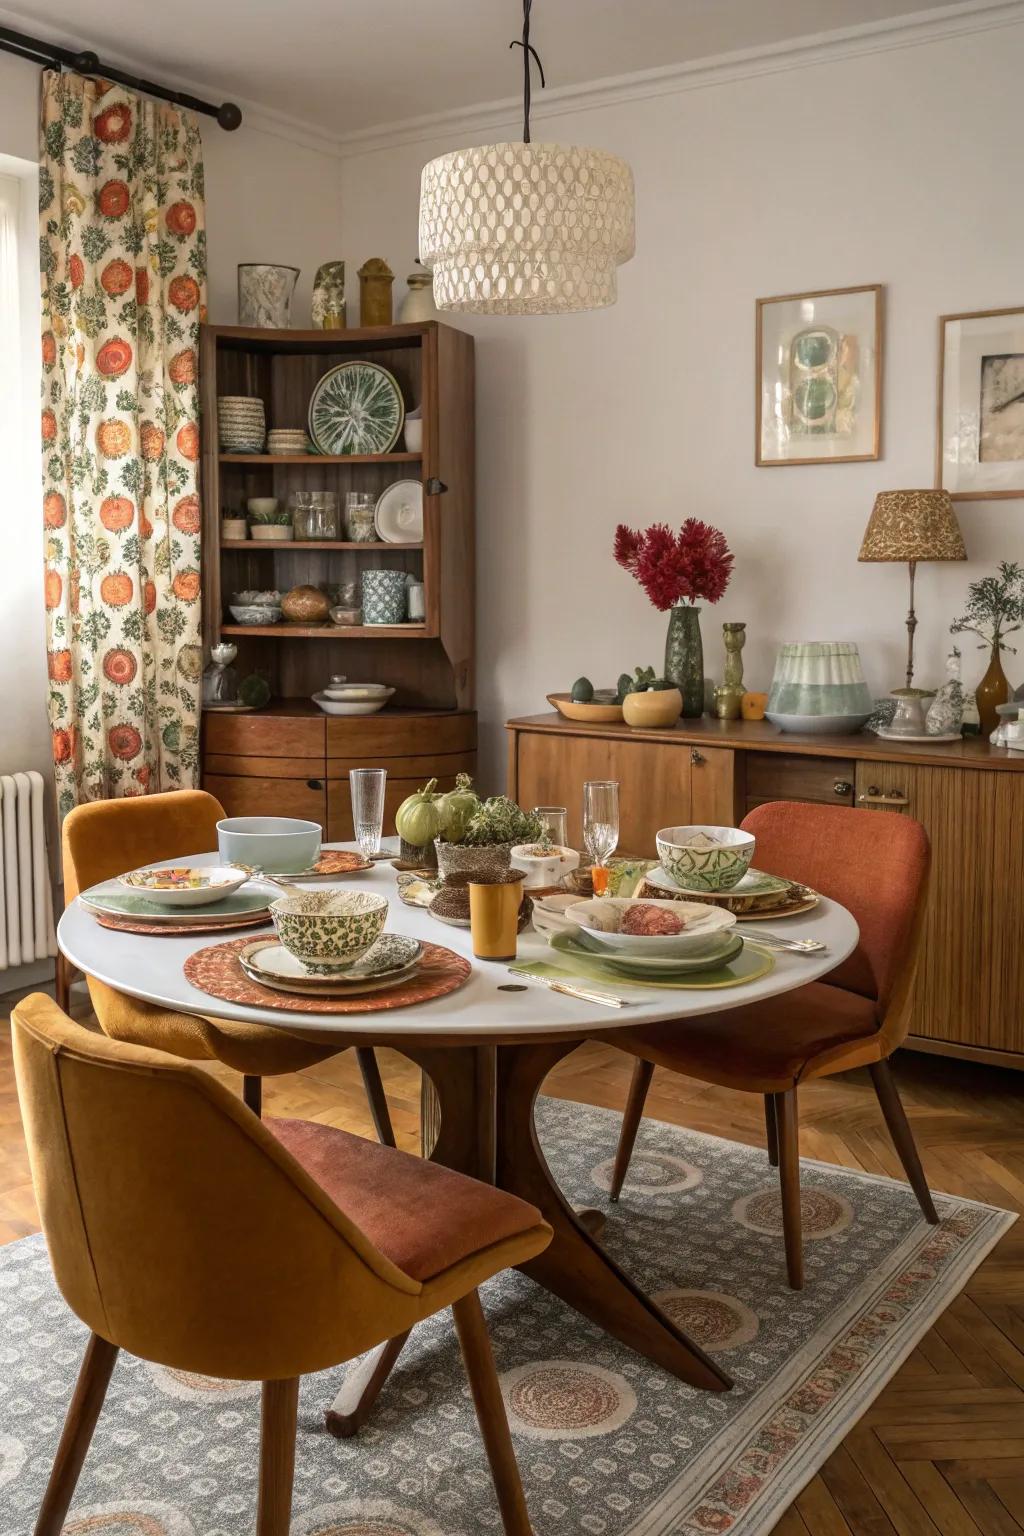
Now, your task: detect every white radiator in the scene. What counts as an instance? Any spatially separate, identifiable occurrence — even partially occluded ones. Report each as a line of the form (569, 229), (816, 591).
(0, 771), (58, 970)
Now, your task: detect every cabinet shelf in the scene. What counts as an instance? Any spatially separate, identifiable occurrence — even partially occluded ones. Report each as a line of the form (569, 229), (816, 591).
(221, 623), (429, 640)
(220, 452), (421, 465)
(221, 540), (423, 551)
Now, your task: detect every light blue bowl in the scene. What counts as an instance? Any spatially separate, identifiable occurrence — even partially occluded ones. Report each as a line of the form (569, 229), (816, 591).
(216, 816), (322, 874)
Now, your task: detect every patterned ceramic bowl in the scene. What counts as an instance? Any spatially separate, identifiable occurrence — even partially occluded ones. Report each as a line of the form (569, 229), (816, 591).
(655, 825), (756, 892)
(270, 889), (388, 971)
(434, 840), (512, 885)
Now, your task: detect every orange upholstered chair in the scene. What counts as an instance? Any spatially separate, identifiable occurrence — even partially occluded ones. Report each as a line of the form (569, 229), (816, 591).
(60, 789), (394, 1135)
(609, 802), (936, 1289)
(12, 994), (552, 1536)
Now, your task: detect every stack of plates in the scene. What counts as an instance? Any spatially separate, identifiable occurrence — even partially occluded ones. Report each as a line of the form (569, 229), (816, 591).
(551, 928), (744, 979)
(267, 429), (312, 456)
(81, 881), (273, 929)
(642, 865), (818, 919)
(238, 934), (422, 997)
(218, 396), (266, 453)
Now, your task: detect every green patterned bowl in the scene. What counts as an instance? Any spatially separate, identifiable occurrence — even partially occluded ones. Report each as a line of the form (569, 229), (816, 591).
(656, 825), (756, 892)
(270, 889), (388, 970)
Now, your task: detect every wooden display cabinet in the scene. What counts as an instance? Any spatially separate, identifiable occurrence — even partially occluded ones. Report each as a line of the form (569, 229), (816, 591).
(200, 323), (476, 825)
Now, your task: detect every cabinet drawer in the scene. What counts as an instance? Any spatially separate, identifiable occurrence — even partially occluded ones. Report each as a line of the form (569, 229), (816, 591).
(204, 713), (324, 759)
(746, 752), (855, 807)
(326, 712), (476, 760)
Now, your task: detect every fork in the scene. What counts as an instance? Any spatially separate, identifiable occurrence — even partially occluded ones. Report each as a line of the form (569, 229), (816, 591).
(736, 928), (826, 954)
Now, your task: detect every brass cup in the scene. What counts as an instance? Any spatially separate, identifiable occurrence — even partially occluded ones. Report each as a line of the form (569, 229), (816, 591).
(468, 873), (525, 961)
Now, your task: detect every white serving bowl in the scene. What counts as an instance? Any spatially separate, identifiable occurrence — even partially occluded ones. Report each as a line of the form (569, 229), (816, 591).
(565, 896), (736, 957)
(247, 497), (279, 517)
(510, 842), (580, 889)
(118, 864), (250, 907)
(217, 816), (322, 874)
(322, 680), (389, 700)
(656, 825), (755, 892)
(271, 889), (388, 971)
(312, 689), (394, 716)
(228, 604), (282, 624)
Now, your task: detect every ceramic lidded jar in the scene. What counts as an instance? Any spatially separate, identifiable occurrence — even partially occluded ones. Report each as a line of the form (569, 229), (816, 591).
(358, 258), (394, 326)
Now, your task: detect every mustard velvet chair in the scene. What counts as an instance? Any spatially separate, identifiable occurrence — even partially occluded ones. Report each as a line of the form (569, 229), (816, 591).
(608, 802), (936, 1290)
(60, 788), (394, 1134)
(13, 994), (553, 1536)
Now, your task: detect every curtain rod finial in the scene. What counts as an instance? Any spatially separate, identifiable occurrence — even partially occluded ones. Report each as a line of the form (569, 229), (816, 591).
(217, 102), (242, 130)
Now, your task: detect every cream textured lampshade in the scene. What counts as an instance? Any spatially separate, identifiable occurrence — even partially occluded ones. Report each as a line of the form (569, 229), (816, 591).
(418, 142), (636, 315)
(858, 489), (966, 563)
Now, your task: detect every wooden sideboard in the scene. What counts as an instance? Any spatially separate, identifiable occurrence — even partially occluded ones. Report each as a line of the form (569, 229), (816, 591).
(507, 713), (1024, 1069)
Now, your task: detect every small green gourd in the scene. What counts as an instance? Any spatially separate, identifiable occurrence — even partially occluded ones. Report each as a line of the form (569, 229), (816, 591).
(570, 676), (594, 703)
(395, 778), (443, 847)
(238, 674), (270, 708)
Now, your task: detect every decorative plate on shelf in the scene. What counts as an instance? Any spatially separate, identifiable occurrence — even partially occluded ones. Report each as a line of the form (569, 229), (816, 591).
(375, 480), (424, 542)
(308, 361), (404, 456)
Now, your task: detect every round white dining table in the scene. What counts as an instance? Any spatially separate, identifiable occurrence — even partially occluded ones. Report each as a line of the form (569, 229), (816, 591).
(58, 844), (859, 1421)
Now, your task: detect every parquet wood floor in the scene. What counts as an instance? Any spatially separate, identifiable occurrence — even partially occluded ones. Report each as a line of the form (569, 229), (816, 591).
(2, 978), (1022, 1535)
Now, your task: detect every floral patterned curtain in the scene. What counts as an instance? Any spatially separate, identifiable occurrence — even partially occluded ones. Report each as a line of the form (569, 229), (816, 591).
(40, 70), (206, 816)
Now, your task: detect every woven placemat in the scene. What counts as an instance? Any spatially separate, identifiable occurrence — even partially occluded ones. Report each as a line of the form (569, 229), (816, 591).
(94, 911), (272, 938)
(184, 935), (471, 1014)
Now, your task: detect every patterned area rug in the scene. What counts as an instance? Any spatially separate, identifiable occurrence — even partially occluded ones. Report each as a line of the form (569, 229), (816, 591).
(0, 1098), (1013, 1536)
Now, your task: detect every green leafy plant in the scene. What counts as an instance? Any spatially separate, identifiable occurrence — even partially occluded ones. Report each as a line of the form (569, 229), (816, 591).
(461, 796), (543, 848)
(248, 507), (292, 527)
(616, 666), (669, 701)
(950, 562), (1024, 655)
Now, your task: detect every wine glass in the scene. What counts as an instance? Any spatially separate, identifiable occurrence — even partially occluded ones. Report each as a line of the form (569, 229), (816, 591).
(349, 767), (387, 857)
(582, 781), (619, 870)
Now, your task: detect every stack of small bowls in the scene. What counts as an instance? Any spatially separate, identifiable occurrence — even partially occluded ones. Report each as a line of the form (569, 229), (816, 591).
(218, 396), (266, 453)
(267, 428), (312, 456)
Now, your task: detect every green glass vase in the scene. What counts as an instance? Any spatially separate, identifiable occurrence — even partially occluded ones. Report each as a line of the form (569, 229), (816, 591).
(664, 604), (705, 718)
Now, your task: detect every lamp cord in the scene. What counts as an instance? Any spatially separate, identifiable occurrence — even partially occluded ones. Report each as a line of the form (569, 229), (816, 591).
(510, 0), (546, 142)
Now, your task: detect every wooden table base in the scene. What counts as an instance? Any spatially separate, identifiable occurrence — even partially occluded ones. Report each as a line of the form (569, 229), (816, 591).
(324, 1039), (731, 1438)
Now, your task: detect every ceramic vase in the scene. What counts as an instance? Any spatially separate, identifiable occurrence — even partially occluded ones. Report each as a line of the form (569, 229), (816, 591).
(716, 621), (746, 719)
(977, 644), (1010, 735)
(400, 271), (439, 322)
(238, 264), (299, 328)
(664, 605), (704, 718)
(358, 258), (394, 326)
(311, 261), (346, 328)
(361, 568), (407, 624)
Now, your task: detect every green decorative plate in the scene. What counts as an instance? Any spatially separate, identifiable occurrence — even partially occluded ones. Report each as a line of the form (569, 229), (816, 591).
(81, 884), (272, 923)
(308, 361), (404, 456)
(554, 929), (744, 977)
(522, 935), (774, 991)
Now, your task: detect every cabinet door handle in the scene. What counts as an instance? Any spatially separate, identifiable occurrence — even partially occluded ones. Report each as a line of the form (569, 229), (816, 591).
(833, 780), (852, 796)
(425, 477), (447, 496)
(306, 778), (324, 791)
(690, 748), (706, 766)
(857, 789), (909, 807)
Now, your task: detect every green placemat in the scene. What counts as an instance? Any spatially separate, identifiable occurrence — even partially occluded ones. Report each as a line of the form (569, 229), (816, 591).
(517, 940), (775, 991)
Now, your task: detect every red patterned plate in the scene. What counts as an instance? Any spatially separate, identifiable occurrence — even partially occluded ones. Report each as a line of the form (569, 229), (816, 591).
(184, 935), (471, 1014)
(290, 850), (374, 878)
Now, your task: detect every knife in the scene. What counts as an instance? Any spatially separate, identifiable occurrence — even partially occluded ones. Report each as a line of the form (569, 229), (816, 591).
(506, 968), (633, 1008)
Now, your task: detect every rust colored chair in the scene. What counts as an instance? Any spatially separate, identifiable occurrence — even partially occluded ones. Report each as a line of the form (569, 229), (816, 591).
(12, 993), (552, 1536)
(59, 789), (394, 1136)
(608, 801), (937, 1289)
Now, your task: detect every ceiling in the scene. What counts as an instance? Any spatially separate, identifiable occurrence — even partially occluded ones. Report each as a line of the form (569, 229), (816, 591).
(0, 0), (958, 139)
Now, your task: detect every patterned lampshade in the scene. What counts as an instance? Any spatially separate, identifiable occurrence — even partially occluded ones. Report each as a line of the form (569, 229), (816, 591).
(418, 142), (636, 315)
(858, 490), (966, 563)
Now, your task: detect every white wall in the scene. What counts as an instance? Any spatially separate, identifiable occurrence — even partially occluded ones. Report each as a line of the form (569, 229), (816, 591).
(338, 20), (1024, 789)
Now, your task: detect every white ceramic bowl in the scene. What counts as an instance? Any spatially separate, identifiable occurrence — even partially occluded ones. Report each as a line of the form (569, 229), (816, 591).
(510, 842), (581, 889)
(118, 864), (250, 908)
(247, 497), (279, 517)
(323, 681), (389, 700)
(765, 711), (870, 735)
(312, 689), (394, 716)
(228, 604), (282, 624)
(565, 896), (736, 957)
(271, 889), (388, 971)
(217, 816), (322, 874)
(656, 825), (755, 892)
(531, 892), (585, 935)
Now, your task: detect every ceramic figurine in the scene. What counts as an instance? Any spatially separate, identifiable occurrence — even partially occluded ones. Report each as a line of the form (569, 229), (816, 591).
(202, 642), (239, 705)
(238, 264), (299, 328)
(311, 261), (346, 328)
(925, 648), (964, 736)
(716, 621), (746, 720)
(358, 257), (394, 326)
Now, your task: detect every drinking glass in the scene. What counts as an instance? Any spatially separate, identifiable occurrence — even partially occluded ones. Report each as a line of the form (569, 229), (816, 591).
(582, 781), (619, 869)
(349, 767), (387, 857)
(533, 806), (568, 847)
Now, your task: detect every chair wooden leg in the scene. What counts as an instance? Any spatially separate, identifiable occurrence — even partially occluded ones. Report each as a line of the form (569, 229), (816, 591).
(453, 1291), (533, 1536)
(774, 1088), (804, 1291)
(243, 1074), (263, 1117)
(35, 1332), (119, 1536)
(609, 1058), (655, 1201)
(55, 951), (74, 1013)
(356, 1046), (396, 1147)
(870, 1059), (939, 1224)
(257, 1377), (299, 1536)
(764, 1093), (779, 1167)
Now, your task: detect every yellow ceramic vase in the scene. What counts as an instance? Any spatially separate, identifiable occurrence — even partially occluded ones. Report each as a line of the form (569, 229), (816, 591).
(621, 687), (683, 730)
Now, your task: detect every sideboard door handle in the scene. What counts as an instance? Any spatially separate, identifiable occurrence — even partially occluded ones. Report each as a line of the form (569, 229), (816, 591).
(425, 477), (448, 496)
(690, 748), (705, 766)
(833, 780), (853, 796)
(857, 791), (910, 807)
(306, 778), (324, 791)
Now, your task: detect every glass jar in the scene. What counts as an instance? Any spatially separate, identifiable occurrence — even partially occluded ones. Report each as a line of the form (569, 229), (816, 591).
(345, 491), (377, 542)
(292, 490), (339, 541)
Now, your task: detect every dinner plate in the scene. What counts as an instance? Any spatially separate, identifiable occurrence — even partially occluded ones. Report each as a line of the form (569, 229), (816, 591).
(238, 936), (421, 996)
(374, 479), (423, 542)
(564, 896), (736, 956)
(573, 926), (743, 969)
(308, 361), (404, 455)
(82, 884), (273, 924)
(646, 865), (792, 899)
(118, 863), (250, 908)
(551, 929), (745, 976)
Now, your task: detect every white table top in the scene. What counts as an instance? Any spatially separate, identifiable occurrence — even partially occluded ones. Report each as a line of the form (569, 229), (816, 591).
(57, 846), (860, 1044)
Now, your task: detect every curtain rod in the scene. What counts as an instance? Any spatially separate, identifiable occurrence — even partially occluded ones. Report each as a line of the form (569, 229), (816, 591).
(0, 23), (242, 128)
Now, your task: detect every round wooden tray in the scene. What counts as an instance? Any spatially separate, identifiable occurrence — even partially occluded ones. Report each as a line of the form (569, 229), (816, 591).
(184, 936), (471, 1014)
(95, 911), (272, 938)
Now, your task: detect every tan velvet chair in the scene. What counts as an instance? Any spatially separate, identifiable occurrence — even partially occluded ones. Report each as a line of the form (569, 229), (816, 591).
(60, 788), (394, 1135)
(609, 802), (937, 1289)
(13, 993), (553, 1536)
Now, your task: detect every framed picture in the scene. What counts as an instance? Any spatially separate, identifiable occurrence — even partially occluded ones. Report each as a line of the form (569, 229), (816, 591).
(937, 306), (1024, 500)
(756, 284), (883, 466)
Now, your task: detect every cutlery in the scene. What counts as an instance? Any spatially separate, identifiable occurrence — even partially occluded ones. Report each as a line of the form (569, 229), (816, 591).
(736, 928), (826, 954)
(507, 969), (633, 1009)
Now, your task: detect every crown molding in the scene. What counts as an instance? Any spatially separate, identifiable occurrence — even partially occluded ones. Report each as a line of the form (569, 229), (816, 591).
(335, 0), (1024, 159)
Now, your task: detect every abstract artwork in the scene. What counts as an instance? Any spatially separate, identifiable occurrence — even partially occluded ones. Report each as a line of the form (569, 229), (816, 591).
(938, 307), (1024, 499)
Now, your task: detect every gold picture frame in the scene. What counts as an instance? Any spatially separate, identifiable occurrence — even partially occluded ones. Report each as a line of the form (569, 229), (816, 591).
(936, 306), (1024, 501)
(755, 283), (883, 467)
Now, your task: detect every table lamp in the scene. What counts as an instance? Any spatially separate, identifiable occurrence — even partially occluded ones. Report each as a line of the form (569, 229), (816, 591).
(858, 489), (966, 689)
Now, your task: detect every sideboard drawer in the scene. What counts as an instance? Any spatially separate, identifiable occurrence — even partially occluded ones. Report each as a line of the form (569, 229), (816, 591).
(745, 752), (856, 808)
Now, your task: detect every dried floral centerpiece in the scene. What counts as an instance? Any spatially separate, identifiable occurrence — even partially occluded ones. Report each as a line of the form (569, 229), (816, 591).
(950, 561), (1024, 734)
(614, 519), (734, 716)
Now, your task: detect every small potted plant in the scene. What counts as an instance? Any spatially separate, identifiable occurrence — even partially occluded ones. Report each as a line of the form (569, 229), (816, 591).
(617, 665), (683, 730)
(435, 789), (543, 883)
(950, 561), (1024, 735)
(248, 502), (294, 542)
(614, 519), (734, 718)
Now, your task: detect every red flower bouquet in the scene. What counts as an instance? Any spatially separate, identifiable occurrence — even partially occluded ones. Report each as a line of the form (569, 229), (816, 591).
(614, 519), (734, 611)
